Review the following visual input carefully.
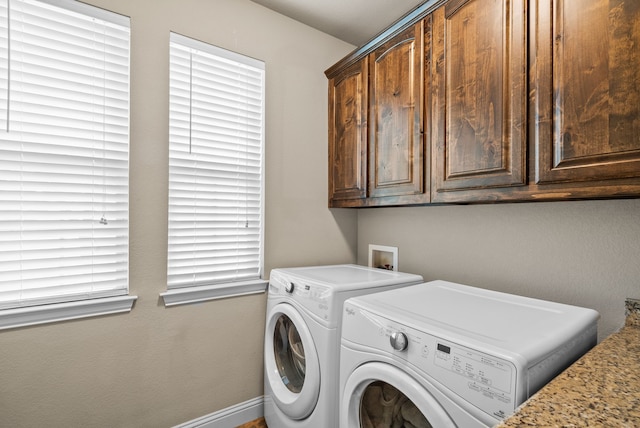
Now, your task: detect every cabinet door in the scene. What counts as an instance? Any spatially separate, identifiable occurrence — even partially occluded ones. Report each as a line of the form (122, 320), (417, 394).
(431, 0), (527, 202)
(368, 22), (425, 199)
(532, 0), (640, 185)
(328, 58), (368, 205)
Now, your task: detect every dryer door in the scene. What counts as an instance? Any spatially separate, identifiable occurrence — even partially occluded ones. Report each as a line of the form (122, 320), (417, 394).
(265, 302), (320, 420)
(341, 362), (457, 428)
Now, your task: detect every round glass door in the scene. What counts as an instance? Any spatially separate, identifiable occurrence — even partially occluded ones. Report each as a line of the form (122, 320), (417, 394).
(273, 314), (306, 393)
(265, 303), (320, 420)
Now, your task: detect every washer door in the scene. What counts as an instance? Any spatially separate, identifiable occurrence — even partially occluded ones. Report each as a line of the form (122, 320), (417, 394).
(341, 362), (456, 428)
(265, 302), (320, 420)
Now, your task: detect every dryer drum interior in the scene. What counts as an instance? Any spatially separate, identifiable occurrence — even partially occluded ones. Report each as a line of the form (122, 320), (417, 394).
(273, 314), (306, 392)
(342, 362), (457, 428)
(360, 381), (432, 428)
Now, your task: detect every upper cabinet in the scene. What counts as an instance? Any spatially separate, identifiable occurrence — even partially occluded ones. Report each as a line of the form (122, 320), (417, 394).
(327, 16), (432, 207)
(531, 0), (640, 192)
(326, 0), (640, 207)
(328, 58), (368, 204)
(368, 22), (426, 200)
(431, 0), (527, 202)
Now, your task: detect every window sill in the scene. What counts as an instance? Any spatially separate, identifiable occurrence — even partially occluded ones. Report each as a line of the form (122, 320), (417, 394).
(0, 295), (138, 331)
(160, 279), (268, 307)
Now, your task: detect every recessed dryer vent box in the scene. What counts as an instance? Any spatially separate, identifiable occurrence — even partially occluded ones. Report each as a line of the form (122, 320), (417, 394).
(368, 244), (398, 271)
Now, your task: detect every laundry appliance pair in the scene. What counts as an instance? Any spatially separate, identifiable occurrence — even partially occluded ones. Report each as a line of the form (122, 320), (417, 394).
(264, 265), (599, 428)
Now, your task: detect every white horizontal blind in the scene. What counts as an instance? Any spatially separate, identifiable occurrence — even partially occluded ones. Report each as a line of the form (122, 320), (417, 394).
(0, 0), (130, 309)
(168, 33), (265, 289)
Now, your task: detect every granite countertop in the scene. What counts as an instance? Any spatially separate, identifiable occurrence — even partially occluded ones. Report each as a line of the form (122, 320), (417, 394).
(497, 299), (640, 427)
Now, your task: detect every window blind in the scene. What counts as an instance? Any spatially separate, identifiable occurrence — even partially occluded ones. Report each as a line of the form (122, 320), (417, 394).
(167, 33), (265, 290)
(0, 0), (130, 310)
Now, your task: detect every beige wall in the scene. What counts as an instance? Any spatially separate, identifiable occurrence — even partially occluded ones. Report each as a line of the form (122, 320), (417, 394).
(4, 1), (638, 426)
(357, 199), (640, 341)
(0, 1), (356, 427)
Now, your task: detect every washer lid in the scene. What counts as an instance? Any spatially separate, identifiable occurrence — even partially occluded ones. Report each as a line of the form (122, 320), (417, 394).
(346, 280), (599, 364)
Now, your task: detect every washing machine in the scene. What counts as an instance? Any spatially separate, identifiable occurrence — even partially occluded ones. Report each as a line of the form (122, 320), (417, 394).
(339, 280), (599, 428)
(264, 264), (424, 428)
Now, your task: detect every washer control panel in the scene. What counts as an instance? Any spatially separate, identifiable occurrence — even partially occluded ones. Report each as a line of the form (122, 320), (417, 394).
(342, 303), (519, 421)
(270, 272), (333, 324)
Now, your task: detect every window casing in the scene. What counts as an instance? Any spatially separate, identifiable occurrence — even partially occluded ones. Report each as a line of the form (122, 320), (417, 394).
(163, 33), (266, 306)
(0, 0), (134, 329)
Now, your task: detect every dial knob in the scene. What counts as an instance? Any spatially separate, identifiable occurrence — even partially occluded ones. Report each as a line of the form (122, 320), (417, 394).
(284, 281), (295, 293)
(390, 331), (408, 351)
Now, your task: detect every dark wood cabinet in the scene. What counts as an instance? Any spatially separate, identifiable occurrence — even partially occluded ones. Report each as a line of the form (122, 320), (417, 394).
(327, 18), (432, 207)
(368, 22), (426, 200)
(328, 58), (368, 205)
(431, 0), (528, 202)
(326, 0), (640, 207)
(530, 0), (640, 193)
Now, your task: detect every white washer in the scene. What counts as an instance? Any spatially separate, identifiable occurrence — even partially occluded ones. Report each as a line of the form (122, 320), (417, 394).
(340, 280), (599, 427)
(264, 264), (423, 428)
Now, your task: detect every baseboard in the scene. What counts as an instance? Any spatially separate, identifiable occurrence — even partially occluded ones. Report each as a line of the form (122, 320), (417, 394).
(174, 396), (264, 428)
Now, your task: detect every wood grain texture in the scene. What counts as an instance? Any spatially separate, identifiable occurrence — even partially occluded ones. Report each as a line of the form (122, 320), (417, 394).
(533, 0), (640, 184)
(368, 22), (425, 199)
(328, 58), (368, 204)
(326, 0), (640, 207)
(236, 417), (267, 428)
(432, 0), (527, 201)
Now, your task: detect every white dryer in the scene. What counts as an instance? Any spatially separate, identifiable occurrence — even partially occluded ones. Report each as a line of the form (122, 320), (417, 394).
(340, 280), (599, 428)
(264, 264), (423, 428)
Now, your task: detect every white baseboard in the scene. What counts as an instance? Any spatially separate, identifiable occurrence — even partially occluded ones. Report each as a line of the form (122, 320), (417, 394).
(174, 396), (264, 428)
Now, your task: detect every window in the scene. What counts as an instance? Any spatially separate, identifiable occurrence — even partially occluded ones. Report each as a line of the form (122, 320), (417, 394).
(162, 33), (266, 306)
(0, 0), (134, 329)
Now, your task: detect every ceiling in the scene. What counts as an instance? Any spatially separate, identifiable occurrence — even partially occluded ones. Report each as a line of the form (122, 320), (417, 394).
(249, 0), (426, 46)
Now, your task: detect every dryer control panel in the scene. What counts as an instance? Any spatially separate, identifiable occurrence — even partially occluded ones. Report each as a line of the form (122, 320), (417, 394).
(431, 340), (515, 418)
(342, 302), (519, 421)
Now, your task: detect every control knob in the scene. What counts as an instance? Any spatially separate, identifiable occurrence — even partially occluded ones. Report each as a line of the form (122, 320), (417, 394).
(390, 331), (408, 351)
(284, 281), (295, 293)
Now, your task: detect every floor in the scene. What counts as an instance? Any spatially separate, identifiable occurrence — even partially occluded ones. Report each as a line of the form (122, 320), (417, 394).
(237, 417), (267, 428)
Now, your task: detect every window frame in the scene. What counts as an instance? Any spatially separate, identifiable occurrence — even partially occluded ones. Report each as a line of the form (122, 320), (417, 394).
(0, 0), (135, 330)
(161, 33), (267, 307)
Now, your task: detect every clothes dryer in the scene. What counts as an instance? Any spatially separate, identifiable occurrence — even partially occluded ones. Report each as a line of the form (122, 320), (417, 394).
(264, 264), (423, 428)
(340, 280), (599, 427)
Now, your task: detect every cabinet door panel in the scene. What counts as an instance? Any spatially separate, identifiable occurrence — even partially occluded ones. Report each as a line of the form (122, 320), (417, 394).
(328, 59), (368, 203)
(369, 23), (424, 198)
(432, 0), (527, 199)
(534, 0), (640, 183)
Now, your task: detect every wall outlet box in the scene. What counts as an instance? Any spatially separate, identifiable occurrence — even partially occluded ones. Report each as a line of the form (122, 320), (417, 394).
(368, 244), (398, 271)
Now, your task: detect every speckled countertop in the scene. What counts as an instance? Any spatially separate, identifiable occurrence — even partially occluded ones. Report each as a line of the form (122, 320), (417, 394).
(497, 299), (640, 427)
